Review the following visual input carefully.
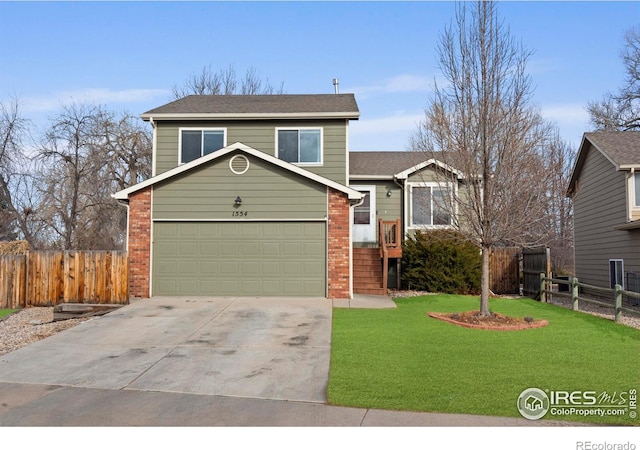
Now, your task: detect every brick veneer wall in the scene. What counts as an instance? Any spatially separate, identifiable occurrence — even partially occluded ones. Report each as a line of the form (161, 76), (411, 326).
(128, 187), (151, 298)
(327, 188), (351, 299)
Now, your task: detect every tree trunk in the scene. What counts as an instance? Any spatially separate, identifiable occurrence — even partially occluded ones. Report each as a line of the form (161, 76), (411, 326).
(480, 245), (491, 316)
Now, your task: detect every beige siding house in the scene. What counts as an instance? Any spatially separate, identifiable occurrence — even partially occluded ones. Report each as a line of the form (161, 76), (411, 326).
(567, 131), (640, 291)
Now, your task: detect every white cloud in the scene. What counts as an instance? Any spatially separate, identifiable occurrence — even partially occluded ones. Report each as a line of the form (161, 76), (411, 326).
(350, 111), (425, 150)
(542, 103), (590, 145)
(20, 88), (170, 113)
(348, 74), (435, 98)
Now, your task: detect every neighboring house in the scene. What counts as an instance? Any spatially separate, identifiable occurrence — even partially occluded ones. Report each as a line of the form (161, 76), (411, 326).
(114, 94), (463, 299)
(567, 131), (640, 292)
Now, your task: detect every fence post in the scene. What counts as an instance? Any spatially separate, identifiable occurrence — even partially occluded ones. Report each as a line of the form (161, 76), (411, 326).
(539, 272), (546, 303)
(614, 284), (622, 323)
(572, 276), (579, 311)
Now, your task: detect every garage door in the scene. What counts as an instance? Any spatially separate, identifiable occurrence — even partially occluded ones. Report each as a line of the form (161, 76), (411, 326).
(152, 222), (326, 296)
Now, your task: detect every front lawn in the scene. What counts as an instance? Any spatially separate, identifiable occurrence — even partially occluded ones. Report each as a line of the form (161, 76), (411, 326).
(328, 295), (640, 425)
(0, 309), (17, 320)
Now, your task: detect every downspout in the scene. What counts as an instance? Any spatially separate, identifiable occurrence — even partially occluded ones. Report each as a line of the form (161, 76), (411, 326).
(393, 175), (406, 237)
(149, 116), (157, 177)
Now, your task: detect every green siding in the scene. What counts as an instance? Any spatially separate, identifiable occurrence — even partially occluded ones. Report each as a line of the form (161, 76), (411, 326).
(407, 165), (440, 183)
(153, 152), (328, 221)
(153, 221), (326, 296)
(154, 120), (349, 184)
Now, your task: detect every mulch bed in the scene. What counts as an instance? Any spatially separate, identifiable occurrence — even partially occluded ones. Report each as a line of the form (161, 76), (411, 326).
(428, 310), (549, 331)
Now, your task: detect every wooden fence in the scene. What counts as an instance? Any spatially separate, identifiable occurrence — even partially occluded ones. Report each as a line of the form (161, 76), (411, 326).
(522, 247), (550, 299)
(489, 247), (520, 295)
(540, 274), (640, 323)
(0, 251), (128, 308)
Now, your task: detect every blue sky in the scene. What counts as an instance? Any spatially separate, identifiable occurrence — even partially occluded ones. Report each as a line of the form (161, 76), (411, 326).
(2, 1), (640, 152)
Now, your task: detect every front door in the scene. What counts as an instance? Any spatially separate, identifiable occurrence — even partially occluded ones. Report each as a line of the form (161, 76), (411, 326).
(352, 186), (376, 243)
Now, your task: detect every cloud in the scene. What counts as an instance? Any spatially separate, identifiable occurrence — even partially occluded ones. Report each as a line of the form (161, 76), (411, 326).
(20, 88), (170, 113)
(542, 103), (591, 145)
(349, 111), (426, 150)
(348, 74), (435, 98)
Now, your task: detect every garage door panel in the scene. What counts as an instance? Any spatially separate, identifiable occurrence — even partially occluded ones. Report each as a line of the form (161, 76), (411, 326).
(153, 222), (326, 296)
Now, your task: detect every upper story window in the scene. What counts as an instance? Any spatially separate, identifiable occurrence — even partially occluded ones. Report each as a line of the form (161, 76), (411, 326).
(634, 173), (640, 207)
(410, 183), (453, 227)
(180, 128), (226, 164)
(276, 128), (322, 165)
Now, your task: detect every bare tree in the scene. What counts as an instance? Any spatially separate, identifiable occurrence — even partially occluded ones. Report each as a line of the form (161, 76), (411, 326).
(588, 26), (640, 130)
(412, 1), (551, 315)
(539, 130), (575, 274)
(0, 96), (30, 242)
(171, 64), (285, 99)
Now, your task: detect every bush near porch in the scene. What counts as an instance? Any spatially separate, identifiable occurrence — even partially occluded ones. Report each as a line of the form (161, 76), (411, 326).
(401, 230), (481, 294)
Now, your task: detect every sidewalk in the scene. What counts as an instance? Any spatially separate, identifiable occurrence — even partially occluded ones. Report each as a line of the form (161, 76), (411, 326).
(0, 381), (580, 426)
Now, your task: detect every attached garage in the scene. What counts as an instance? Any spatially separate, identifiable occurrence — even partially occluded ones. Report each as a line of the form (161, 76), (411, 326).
(153, 221), (326, 296)
(114, 144), (361, 299)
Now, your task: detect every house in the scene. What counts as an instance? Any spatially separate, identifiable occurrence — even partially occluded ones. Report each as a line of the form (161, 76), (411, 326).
(349, 151), (464, 292)
(114, 94), (463, 299)
(567, 131), (640, 292)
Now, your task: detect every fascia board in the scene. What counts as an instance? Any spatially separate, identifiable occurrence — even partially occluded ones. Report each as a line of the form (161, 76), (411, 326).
(140, 112), (360, 121)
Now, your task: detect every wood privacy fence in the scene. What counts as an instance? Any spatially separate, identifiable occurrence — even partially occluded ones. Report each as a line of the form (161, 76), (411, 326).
(0, 251), (128, 309)
(489, 247), (520, 295)
(522, 247), (550, 299)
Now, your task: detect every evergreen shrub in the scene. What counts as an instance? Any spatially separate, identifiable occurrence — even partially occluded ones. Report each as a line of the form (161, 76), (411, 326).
(401, 229), (481, 294)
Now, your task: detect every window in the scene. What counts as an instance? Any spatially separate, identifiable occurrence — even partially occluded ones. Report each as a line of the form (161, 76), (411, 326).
(410, 184), (452, 227)
(353, 191), (371, 225)
(180, 129), (226, 164)
(634, 173), (640, 207)
(276, 128), (322, 164)
(609, 259), (624, 289)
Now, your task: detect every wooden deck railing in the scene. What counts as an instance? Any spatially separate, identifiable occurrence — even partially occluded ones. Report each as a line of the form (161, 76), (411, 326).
(378, 218), (402, 292)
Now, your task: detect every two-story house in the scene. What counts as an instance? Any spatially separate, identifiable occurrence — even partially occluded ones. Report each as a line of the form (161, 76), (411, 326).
(114, 94), (464, 299)
(567, 131), (640, 292)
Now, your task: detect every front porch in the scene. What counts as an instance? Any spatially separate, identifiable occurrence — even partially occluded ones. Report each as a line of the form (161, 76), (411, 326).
(353, 219), (402, 295)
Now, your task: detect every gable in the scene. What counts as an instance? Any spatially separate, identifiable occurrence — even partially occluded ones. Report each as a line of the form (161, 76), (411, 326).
(113, 142), (362, 202)
(153, 151), (328, 221)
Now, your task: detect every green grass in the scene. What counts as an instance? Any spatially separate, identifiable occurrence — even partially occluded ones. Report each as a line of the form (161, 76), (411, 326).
(328, 295), (640, 425)
(0, 309), (17, 320)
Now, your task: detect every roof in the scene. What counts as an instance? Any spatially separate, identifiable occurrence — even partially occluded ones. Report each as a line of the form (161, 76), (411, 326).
(567, 131), (640, 196)
(141, 94), (360, 121)
(113, 142), (363, 201)
(349, 151), (428, 177)
(349, 151), (462, 179)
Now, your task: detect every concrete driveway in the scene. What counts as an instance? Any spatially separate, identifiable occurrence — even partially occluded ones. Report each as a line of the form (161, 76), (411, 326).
(0, 297), (332, 403)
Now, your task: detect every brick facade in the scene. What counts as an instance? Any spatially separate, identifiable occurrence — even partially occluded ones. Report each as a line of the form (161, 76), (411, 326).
(128, 187), (151, 298)
(327, 188), (351, 299)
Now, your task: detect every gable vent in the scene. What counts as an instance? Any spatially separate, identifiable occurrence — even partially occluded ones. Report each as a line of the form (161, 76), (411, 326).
(229, 154), (250, 175)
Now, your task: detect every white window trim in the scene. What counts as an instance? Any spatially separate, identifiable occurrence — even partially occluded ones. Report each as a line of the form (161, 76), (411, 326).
(275, 127), (323, 166)
(178, 127), (227, 165)
(408, 181), (456, 229)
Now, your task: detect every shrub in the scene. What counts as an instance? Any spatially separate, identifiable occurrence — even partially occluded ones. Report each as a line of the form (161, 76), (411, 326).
(401, 230), (481, 294)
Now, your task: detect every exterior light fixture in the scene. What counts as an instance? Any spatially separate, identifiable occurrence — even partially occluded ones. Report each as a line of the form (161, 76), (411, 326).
(387, 189), (392, 197)
(235, 196), (242, 206)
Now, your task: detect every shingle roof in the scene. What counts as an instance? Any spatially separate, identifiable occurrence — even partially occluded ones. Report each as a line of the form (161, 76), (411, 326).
(349, 151), (432, 177)
(583, 131), (640, 167)
(141, 94), (359, 119)
(349, 151), (442, 177)
(567, 131), (640, 197)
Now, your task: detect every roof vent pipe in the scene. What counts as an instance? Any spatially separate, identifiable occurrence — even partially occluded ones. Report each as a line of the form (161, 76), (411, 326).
(333, 78), (339, 94)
